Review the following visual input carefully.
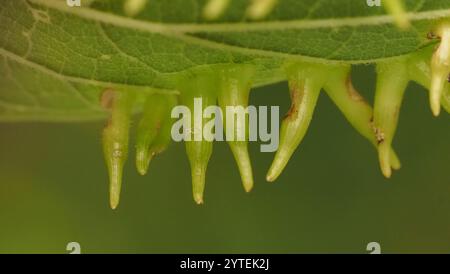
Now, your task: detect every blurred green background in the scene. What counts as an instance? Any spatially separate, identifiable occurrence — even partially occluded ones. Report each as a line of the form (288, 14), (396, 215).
(0, 65), (448, 254)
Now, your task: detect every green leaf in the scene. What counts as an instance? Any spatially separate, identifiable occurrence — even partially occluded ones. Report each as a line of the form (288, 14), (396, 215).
(1, 0), (449, 121)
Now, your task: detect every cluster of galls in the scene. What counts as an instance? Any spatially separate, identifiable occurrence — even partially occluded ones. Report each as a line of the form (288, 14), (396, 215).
(100, 19), (449, 209)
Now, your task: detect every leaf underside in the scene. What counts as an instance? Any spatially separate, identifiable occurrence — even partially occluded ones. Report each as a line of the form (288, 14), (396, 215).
(1, 0), (450, 122)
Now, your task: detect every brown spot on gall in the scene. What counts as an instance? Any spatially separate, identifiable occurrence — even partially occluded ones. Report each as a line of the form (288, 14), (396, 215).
(100, 88), (115, 110)
(346, 75), (365, 103)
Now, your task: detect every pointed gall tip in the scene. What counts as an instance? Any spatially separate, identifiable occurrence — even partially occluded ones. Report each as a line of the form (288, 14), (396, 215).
(109, 187), (120, 210)
(380, 160), (392, 178)
(104, 148), (125, 211)
(266, 168), (279, 183)
(109, 171), (122, 210)
(110, 199), (119, 210)
(430, 76), (444, 116)
(389, 150), (402, 170)
(266, 152), (292, 184)
(136, 149), (151, 176)
(137, 168), (147, 176)
(243, 181), (254, 193)
(229, 143), (255, 193)
(382, 168), (392, 179)
(431, 103), (441, 117)
(391, 160), (401, 171)
(136, 161), (148, 176)
(378, 145), (393, 179)
(193, 193), (204, 205)
(430, 91), (442, 116)
(191, 164), (207, 206)
(266, 150), (290, 183)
